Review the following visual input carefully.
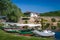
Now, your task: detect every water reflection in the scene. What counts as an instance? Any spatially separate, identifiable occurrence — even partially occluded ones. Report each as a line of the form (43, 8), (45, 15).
(55, 32), (60, 40)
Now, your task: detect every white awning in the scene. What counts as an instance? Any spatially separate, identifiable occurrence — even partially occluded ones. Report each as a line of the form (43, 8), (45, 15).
(16, 24), (41, 27)
(4, 22), (41, 27)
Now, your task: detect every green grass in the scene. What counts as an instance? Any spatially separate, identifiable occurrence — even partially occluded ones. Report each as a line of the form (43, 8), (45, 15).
(0, 30), (54, 40)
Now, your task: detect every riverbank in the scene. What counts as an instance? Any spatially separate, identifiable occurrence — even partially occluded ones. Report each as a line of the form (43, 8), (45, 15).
(55, 32), (60, 40)
(0, 30), (54, 40)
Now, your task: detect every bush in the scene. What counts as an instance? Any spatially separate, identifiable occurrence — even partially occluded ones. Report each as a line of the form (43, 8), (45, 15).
(51, 18), (56, 22)
(57, 23), (60, 28)
(44, 23), (50, 29)
(58, 20), (60, 22)
(51, 26), (56, 30)
(0, 23), (4, 30)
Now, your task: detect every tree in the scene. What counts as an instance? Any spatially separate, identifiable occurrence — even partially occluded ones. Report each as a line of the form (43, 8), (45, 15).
(51, 26), (56, 30)
(44, 23), (50, 29)
(0, 0), (23, 22)
(51, 18), (56, 22)
(0, 0), (11, 15)
(7, 4), (22, 22)
(40, 18), (44, 30)
(57, 23), (60, 28)
(57, 23), (60, 30)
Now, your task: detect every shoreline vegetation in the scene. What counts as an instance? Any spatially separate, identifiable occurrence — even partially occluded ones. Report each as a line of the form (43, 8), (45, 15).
(0, 30), (54, 40)
(40, 10), (60, 16)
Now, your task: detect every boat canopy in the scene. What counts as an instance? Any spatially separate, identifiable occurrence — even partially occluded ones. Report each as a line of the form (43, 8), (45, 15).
(3, 22), (41, 27)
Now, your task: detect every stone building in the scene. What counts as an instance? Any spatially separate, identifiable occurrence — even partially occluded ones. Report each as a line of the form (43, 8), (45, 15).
(18, 12), (60, 30)
(18, 12), (60, 25)
(18, 12), (41, 24)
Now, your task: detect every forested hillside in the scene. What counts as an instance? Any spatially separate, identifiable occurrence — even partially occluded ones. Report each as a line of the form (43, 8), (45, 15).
(0, 0), (23, 22)
(40, 10), (60, 16)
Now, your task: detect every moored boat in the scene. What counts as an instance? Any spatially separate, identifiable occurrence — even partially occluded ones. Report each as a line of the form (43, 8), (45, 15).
(4, 28), (18, 33)
(18, 29), (33, 36)
(33, 30), (55, 37)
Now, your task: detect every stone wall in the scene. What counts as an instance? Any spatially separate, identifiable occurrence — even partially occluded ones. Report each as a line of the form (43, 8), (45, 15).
(18, 16), (60, 24)
(40, 16), (60, 22)
(18, 16), (60, 31)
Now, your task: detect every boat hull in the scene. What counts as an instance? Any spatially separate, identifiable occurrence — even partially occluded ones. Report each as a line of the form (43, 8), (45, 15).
(33, 30), (55, 37)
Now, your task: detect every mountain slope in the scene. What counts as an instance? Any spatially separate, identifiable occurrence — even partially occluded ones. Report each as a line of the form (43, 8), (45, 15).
(40, 10), (60, 16)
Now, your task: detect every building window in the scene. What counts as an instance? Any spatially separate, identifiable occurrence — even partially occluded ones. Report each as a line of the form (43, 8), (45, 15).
(22, 18), (30, 20)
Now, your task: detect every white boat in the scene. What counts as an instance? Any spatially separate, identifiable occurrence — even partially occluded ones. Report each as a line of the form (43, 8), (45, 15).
(33, 30), (55, 36)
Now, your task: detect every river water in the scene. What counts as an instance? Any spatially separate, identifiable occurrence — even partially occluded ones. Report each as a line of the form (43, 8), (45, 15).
(55, 32), (60, 40)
